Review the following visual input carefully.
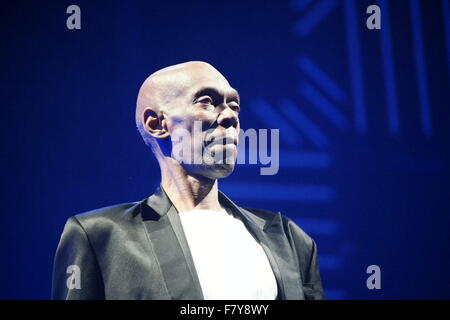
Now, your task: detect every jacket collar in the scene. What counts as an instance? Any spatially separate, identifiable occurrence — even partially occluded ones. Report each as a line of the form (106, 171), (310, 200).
(139, 185), (291, 300)
(145, 184), (282, 231)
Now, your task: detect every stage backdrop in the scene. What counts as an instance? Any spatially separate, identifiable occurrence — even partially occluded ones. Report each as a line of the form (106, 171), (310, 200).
(0, 0), (449, 299)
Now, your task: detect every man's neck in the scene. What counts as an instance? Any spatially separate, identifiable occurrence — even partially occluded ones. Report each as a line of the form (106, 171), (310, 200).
(159, 158), (222, 213)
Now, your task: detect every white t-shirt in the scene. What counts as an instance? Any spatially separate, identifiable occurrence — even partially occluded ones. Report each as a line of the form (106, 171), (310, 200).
(178, 207), (278, 300)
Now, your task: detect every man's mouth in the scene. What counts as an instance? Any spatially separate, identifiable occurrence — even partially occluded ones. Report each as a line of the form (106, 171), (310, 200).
(205, 135), (237, 147)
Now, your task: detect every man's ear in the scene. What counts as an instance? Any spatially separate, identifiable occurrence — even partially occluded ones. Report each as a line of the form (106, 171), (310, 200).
(143, 107), (170, 139)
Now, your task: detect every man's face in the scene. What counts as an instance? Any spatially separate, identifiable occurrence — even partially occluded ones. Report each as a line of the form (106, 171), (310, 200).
(164, 65), (241, 179)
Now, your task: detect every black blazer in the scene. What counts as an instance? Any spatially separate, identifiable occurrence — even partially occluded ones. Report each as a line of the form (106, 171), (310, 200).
(52, 186), (324, 300)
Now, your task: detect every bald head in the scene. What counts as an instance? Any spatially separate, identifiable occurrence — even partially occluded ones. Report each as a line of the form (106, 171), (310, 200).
(136, 61), (229, 122)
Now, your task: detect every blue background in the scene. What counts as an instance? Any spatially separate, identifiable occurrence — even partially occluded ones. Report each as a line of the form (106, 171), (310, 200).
(1, 0), (449, 299)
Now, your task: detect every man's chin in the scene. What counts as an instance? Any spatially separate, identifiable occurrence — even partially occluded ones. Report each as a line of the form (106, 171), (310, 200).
(183, 162), (236, 180)
(208, 163), (235, 179)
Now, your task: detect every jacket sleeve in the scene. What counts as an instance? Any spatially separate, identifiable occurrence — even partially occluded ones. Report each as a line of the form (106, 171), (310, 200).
(302, 238), (324, 300)
(51, 216), (105, 299)
(287, 219), (325, 300)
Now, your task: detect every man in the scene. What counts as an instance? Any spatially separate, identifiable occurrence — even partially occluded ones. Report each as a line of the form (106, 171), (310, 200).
(51, 61), (324, 300)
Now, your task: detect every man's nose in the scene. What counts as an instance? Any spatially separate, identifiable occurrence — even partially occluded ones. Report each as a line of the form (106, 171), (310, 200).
(217, 105), (238, 129)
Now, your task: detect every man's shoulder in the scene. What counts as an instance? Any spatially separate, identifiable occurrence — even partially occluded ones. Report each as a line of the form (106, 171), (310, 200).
(242, 207), (279, 221)
(72, 200), (142, 227)
(243, 207), (318, 278)
(242, 207), (314, 248)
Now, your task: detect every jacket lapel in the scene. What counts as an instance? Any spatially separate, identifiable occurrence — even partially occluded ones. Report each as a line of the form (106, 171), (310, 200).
(218, 191), (305, 300)
(140, 186), (204, 299)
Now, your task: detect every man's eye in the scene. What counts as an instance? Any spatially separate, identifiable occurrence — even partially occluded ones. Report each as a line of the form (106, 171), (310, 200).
(197, 97), (213, 104)
(229, 103), (240, 112)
